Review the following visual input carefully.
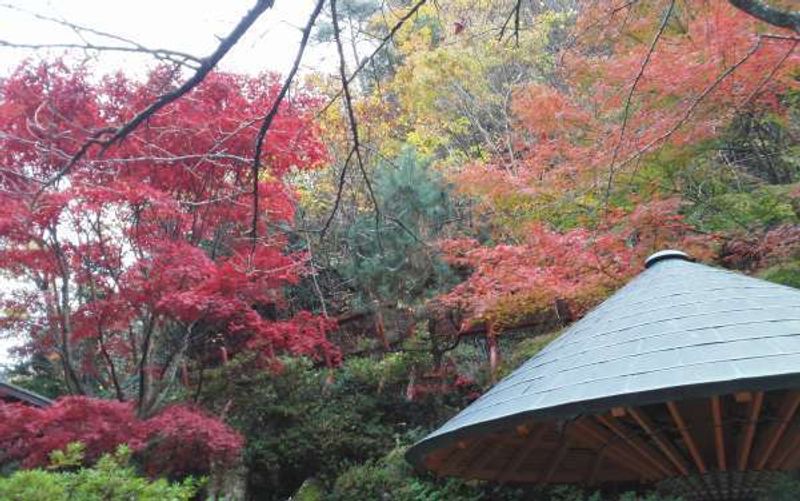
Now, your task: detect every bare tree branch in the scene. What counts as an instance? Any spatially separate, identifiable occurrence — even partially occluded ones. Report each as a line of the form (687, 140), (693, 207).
(620, 35), (768, 171)
(321, 146), (356, 236)
(331, 0), (380, 223)
(318, 0), (427, 117)
(738, 38), (799, 109)
(250, 0), (326, 248)
(0, 2), (203, 67)
(604, 0), (675, 202)
(40, 0), (277, 190)
(498, 0), (522, 45)
(0, 40), (200, 68)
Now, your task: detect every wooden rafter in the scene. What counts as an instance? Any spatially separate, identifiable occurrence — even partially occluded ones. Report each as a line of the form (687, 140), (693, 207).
(573, 417), (661, 480)
(711, 396), (727, 471)
(737, 391), (764, 471)
(470, 436), (503, 474)
(769, 423), (800, 469)
(780, 440), (800, 470)
(587, 447), (607, 486)
(754, 390), (800, 470)
(543, 440), (570, 483)
(627, 406), (690, 476)
(666, 401), (707, 473)
(595, 415), (674, 476)
(425, 442), (463, 472)
(455, 438), (491, 476)
(497, 423), (549, 483)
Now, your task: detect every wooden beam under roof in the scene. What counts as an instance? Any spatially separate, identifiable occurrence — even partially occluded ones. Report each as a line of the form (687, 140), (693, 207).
(543, 439), (571, 483)
(711, 396), (727, 471)
(666, 401), (707, 474)
(573, 417), (661, 480)
(753, 390), (800, 470)
(587, 447), (607, 486)
(497, 422), (549, 483)
(595, 414), (674, 477)
(768, 423), (800, 470)
(627, 406), (690, 476)
(737, 391), (764, 471)
(455, 437), (492, 476)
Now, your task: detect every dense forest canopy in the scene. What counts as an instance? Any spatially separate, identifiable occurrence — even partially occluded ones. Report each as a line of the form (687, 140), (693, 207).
(0, 0), (799, 499)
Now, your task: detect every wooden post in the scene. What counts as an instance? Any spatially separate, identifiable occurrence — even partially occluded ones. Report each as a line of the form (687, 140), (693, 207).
(711, 396), (727, 471)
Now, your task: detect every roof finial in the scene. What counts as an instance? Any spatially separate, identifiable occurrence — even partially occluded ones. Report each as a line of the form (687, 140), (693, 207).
(645, 249), (692, 268)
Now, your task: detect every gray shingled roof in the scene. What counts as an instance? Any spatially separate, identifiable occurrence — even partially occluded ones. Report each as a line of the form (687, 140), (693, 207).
(407, 251), (800, 467)
(0, 381), (53, 407)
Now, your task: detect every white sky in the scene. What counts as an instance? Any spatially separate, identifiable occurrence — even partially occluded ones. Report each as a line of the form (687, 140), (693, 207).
(0, 0), (345, 366)
(0, 0), (340, 76)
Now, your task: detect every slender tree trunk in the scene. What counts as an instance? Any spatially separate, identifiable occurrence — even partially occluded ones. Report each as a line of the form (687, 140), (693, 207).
(487, 322), (500, 381)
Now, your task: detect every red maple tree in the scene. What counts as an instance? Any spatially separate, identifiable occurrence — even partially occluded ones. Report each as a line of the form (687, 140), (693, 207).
(0, 61), (339, 416)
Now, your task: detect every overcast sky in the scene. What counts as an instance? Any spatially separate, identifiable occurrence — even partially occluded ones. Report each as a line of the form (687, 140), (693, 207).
(0, 0), (339, 76)
(0, 0), (344, 367)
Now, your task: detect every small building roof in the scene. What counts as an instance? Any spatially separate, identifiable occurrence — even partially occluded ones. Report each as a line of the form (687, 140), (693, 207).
(0, 380), (53, 408)
(407, 251), (800, 494)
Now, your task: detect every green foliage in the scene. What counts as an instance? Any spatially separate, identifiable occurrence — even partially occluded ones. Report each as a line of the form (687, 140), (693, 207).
(330, 446), (515, 501)
(760, 261), (800, 288)
(330, 446), (689, 501)
(0, 444), (200, 501)
(692, 187), (798, 232)
(0, 469), (68, 501)
(3, 354), (67, 399)
(343, 148), (457, 307)
(609, 96), (800, 240)
(200, 346), (481, 500)
(496, 331), (561, 380)
(48, 442), (86, 470)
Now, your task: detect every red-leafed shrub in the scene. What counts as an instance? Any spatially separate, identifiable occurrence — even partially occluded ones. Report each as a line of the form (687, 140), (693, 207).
(0, 397), (141, 468)
(139, 404), (244, 478)
(0, 397), (242, 477)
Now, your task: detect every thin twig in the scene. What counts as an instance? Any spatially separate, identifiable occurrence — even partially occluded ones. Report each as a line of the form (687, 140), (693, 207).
(40, 0), (276, 191)
(0, 2), (203, 67)
(321, 146), (356, 236)
(318, 0), (427, 118)
(618, 35), (766, 171)
(603, 0), (675, 204)
(737, 39), (798, 110)
(331, 0), (380, 225)
(0, 40), (199, 67)
(250, 0), (326, 248)
(498, 0), (523, 45)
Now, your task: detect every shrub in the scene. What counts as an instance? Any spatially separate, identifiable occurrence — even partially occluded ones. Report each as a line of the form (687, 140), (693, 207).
(0, 445), (201, 501)
(139, 404), (244, 478)
(0, 397), (242, 478)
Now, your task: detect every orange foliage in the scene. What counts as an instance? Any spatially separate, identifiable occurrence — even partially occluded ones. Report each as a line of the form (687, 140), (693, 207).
(439, 199), (715, 331)
(465, 0), (799, 203)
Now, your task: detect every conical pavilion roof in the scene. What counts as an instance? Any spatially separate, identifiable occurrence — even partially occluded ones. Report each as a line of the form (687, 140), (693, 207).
(407, 251), (800, 496)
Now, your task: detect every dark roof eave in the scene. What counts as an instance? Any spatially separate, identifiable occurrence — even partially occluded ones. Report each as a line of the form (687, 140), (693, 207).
(406, 372), (800, 471)
(0, 382), (54, 408)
